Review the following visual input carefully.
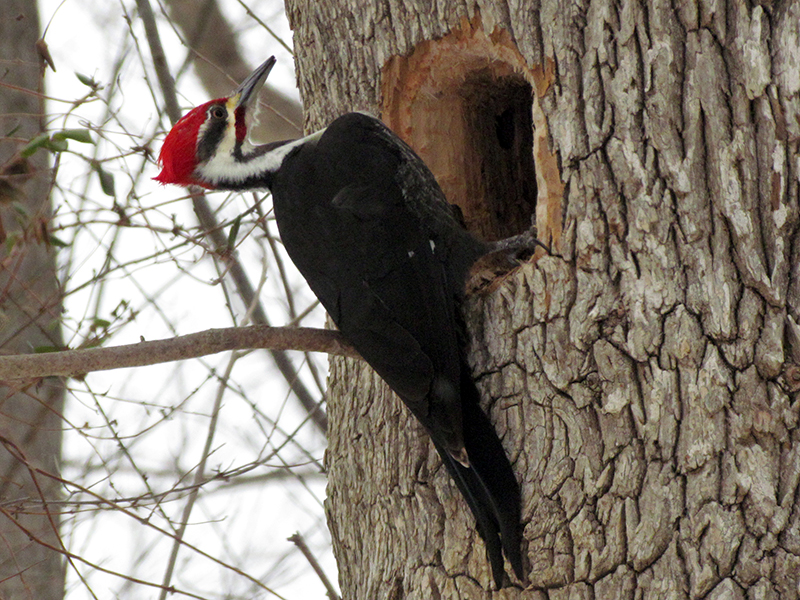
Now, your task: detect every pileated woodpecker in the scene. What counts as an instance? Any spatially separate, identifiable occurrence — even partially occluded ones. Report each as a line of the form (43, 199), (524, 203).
(155, 57), (524, 586)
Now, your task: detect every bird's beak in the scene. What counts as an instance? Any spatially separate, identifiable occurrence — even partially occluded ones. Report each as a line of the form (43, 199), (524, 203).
(234, 57), (276, 109)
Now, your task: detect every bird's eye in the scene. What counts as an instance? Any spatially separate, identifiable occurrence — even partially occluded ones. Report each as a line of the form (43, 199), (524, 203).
(209, 106), (226, 119)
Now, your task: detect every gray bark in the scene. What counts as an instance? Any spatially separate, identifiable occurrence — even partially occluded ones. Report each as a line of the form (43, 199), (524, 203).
(0, 1), (66, 599)
(285, 0), (800, 598)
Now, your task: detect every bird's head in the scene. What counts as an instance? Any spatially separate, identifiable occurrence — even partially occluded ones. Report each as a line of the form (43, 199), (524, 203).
(154, 57), (276, 189)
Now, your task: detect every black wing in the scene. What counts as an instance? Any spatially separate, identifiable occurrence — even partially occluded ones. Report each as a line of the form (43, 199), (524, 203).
(272, 113), (479, 451)
(271, 112), (522, 585)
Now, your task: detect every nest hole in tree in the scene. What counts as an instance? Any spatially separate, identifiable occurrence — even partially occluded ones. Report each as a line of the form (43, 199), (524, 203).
(381, 18), (560, 247)
(458, 72), (537, 241)
(382, 61), (538, 242)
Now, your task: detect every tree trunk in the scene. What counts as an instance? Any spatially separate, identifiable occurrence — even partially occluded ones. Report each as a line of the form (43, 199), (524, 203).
(0, 1), (66, 599)
(284, 0), (800, 597)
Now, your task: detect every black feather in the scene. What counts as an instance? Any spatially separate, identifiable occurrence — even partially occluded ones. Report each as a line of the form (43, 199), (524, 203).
(223, 111), (524, 585)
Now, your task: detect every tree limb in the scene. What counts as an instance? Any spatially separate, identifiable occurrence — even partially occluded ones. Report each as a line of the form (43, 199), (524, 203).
(0, 326), (358, 381)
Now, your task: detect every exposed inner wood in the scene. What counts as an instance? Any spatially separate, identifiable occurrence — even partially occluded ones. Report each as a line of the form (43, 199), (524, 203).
(381, 14), (561, 249)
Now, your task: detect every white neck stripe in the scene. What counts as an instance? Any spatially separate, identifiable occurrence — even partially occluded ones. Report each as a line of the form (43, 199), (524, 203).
(197, 128), (326, 187)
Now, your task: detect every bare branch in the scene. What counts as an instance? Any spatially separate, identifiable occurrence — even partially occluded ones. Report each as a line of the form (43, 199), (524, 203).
(288, 532), (340, 600)
(0, 325), (358, 381)
(158, 348), (234, 600)
(135, 0), (180, 121)
(0, 435), (290, 599)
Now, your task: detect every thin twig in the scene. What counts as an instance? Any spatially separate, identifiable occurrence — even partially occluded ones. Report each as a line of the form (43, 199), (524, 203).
(287, 532), (340, 600)
(0, 509), (211, 600)
(0, 466), (325, 513)
(0, 435), (290, 600)
(158, 348), (238, 600)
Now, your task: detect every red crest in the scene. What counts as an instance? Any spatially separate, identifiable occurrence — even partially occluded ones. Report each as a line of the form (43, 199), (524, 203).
(154, 99), (223, 188)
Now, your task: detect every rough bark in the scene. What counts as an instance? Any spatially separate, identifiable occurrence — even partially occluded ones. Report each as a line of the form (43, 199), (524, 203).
(284, 0), (800, 597)
(0, 1), (66, 599)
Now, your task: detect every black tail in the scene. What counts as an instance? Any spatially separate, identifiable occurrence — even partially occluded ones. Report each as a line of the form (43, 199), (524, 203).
(432, 365), (523, 587)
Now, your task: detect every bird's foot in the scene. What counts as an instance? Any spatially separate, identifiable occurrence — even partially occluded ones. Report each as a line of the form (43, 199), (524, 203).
(467, 225), (549, 294)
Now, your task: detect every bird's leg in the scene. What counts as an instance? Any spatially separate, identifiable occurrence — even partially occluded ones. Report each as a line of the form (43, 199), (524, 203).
(488, 227), (550, 260)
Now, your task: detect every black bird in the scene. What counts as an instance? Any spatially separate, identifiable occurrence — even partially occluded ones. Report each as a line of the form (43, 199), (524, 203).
(155, 57), (524, 586)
